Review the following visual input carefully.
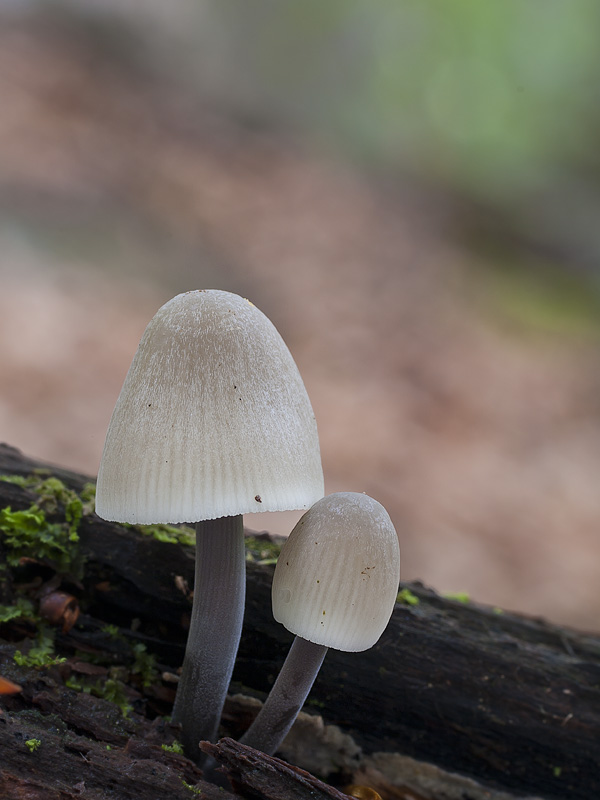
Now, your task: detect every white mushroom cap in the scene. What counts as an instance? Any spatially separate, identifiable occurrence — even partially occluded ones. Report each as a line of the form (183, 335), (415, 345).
(96, 290), (323, 523)
(272, 492), (400, 652)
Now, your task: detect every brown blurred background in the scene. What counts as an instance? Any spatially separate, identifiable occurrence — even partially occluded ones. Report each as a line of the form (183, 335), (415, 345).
(2, 3), (600, 631)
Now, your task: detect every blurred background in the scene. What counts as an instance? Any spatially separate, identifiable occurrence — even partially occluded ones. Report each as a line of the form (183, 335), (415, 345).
(1, 1), (600, 631)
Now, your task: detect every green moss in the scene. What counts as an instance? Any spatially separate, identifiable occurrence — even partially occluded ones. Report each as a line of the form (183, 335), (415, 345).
(101, 623), (123, 641)
(14, 629), (66, 668)
(79, 483), (97, 515)
(25, 738), (41, 753)
(128, 522), (195, 547)
(0, 475), (88, 578)
(0, 605), (24, 624)
(245, 536), (282, 564)
(443, 591), (471, 604)
(0, 596), (36, 624)
(162, 740), (184, 754)
(397, 588), (419, 606)
(80, 625), (159, 694)
(0, 475), (29, 487)
(98, 626), (158, 687)
(129, 527), (282, 560)
(131, 642), (158, 688)
(181, 779), (202, 795)
(66, 675), (133, 718)
(0, 505), (81, 576)
(33, 478), (83, 538)
(101, 678), (133, 717)
(1, 475), (85, 537)
(67, 636), (158, 715)
(64, 676), (86, 692)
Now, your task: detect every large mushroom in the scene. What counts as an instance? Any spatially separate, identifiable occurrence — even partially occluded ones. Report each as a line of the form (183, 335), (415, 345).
(240, 491), (400, 756)
(95, 289), (323, 760)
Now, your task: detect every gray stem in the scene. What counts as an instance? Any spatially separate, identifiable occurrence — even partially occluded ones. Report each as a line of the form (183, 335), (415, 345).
(171, 515), (245, 762)
(240, 636), (328, 756)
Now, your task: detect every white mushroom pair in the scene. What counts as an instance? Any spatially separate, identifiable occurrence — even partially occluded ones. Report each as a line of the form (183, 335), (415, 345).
(95, 290), (399, 763)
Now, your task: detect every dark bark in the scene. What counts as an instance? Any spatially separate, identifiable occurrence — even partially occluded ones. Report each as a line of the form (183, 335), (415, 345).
(1, 443), (599, 800)
(0, 657), (219, 800)
(201, 738), (355, 800)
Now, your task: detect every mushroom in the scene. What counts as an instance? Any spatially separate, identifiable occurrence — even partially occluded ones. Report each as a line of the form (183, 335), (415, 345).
(239, 491), (400, 756)
(95, 290), (323, 759)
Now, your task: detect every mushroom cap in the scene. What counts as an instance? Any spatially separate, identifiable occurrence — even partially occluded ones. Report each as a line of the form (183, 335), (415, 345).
(272, 492), (400, 652)
(96, 290), (323, 523)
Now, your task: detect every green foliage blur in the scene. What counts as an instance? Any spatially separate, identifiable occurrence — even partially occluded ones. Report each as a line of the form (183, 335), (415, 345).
(190, 0), (600, 203)
(11, 0), (600, 321)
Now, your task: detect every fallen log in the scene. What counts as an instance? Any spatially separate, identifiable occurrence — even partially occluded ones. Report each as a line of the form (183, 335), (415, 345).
(0, 443), (598, 800)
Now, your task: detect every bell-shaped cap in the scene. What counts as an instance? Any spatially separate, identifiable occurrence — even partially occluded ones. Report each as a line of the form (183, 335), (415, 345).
(96, 290), (323, 523)
(272, 492), (400, 652)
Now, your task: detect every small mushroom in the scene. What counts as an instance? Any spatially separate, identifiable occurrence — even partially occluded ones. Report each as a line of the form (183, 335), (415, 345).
(240, 492), (400, 756)
(95, 290), (323, 760)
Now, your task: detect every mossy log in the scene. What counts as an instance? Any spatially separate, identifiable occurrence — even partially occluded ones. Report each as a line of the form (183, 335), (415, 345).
(0, 443), (599, 800)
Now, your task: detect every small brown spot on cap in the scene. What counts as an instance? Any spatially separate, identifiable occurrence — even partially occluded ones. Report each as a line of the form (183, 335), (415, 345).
(255, 495), (262, 503)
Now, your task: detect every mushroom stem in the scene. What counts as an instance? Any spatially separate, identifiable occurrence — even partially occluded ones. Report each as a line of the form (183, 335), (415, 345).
(239, 636), (327, 755)
(171, 514), (245, 761)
